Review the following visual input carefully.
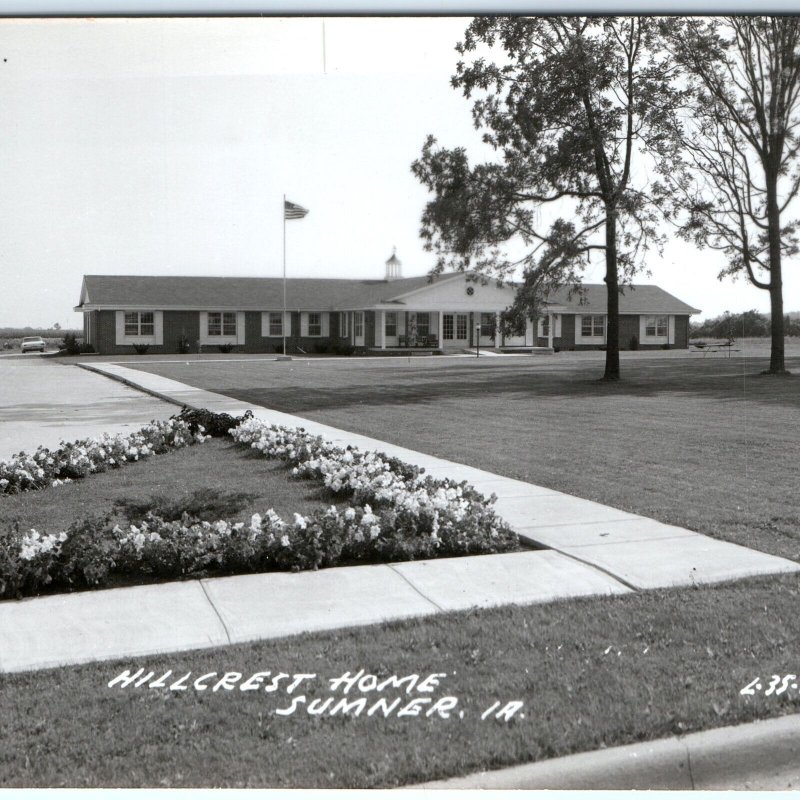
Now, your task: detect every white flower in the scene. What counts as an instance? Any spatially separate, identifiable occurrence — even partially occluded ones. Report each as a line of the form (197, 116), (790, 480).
(250, 513), (262, 532)
(344, 507), (356, 521)
(293, 513), (307, 530)
(280, 535), (290, 547)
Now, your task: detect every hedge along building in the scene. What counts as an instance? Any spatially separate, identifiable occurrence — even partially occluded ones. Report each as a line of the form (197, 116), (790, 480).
(75, 253), (700, 356)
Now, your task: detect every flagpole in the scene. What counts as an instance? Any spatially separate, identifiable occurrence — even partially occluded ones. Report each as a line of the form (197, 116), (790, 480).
(282, 193), (287, 357)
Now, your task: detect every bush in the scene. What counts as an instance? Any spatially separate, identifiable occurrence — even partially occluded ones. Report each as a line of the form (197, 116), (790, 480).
(132, 344), (149, 355)
(176, 334), (192, 354)
(62, 333), (81, 355)
(333, 343), (356, 356)
(313, 342), (330, 354)
(175, 406), (252, 438)
(218, 344), (236, 354)
(115, 488), (257, 524)
(661, 343), (671, 350)
(629, 334), (639, 351)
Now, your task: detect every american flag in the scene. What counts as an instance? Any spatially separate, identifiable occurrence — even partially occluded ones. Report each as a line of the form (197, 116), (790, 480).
(284, 200), (309, 220)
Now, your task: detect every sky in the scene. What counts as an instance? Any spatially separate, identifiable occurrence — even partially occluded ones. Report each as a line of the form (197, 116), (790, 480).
(0, 16), (797, 328)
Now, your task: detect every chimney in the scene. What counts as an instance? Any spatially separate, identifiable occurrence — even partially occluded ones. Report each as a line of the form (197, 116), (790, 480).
(384, 247), (402, 281)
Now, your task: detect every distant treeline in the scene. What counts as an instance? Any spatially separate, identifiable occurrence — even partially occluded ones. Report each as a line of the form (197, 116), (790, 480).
(691, 311), (800, 339)
(0, 327), (81, 338)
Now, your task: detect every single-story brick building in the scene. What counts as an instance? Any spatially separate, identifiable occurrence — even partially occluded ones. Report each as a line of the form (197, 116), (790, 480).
(74, 255), (700, 355)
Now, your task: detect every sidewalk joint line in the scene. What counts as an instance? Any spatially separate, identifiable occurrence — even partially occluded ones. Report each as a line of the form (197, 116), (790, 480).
(198, 580), (232, 645)
(546, 548), (640, 592)
(386, 564), (446, 612)
(685, 742), (696, 790)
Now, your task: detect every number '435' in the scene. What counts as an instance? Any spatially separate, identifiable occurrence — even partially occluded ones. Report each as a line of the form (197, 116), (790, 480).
(740, 674), (797, 696)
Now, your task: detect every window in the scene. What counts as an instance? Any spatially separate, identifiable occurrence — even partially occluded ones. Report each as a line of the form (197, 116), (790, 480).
(443, 314), (454, 340)
(354, 312), (364, 338)
(645, 316), (668, 337)
(208, 312), (237, 337)
(268, 312), (283, 337)
(581, 315), (604, 337)
(541, 316), (550, 337)
(124, 311), (154, 337)
(456, 314), (467, 339)
(385, 312), (397, 337)
(308, 312), (322, 337)
(480, 313), (495, 337)
(415, 313), (430, 337)
(340, 312), (348, 338)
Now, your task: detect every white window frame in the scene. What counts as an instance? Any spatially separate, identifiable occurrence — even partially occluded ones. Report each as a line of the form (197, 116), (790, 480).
(581, 315), (604, 337)
(640, 314), (673, 344)
(268, 312), (283, 337)
(307, 312), (322, 337)
(124, 311), (154, 337)
(385, 311), (397, 337)
(354, 312), (364, 338)
(199, 311), (244, 345)
(207, 311), (237, 337)
(645, 315), (668, 337)
(115, 310), (163, 346)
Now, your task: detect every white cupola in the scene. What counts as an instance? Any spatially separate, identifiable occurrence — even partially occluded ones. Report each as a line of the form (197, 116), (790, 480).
(385, 247), (402, 281)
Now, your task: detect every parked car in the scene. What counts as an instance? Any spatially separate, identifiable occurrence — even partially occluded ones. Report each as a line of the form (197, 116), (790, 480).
(20, 336), (46, 353)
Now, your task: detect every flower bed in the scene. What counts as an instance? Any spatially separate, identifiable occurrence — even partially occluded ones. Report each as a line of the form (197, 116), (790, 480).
(0, 410), (519, 600)
(0, 418), (208, 495)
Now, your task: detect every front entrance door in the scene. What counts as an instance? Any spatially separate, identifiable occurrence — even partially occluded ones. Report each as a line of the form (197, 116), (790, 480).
(442, 313), (469, 348)
(354, 312), (365, 347)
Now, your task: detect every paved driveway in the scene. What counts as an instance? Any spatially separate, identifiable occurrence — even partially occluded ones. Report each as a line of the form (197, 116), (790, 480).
(0, 356), (178, 459)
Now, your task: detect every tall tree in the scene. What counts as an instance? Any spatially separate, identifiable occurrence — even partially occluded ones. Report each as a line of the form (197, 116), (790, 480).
(412, 16), (682, 380)
(661, 17), (800, 375)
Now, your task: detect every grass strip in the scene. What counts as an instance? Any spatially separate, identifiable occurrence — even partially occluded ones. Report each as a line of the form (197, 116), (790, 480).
(2, 572), (799, 788)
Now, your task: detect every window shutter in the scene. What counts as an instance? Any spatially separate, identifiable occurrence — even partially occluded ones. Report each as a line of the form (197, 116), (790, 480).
(321, 312), (330, 337)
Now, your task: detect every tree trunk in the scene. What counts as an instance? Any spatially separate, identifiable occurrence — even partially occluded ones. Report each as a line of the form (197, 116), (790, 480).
(766, 177), (788, 374)
(604, 206), (621, 380)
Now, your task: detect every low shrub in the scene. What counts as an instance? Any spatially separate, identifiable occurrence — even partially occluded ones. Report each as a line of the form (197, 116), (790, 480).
(218, 344), (236, 354)
(62, 333), (81, 355)
(312, 342), (330, 354)
(115, 488), (258, 524)
(176, 407), (251, 438)
(333, 343), (355, 356)
(176, 334), (192, 354)
(132, 344), (150, 355)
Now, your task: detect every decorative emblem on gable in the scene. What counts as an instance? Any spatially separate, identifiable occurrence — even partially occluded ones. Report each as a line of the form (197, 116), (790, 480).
(466, 286), (475, 296)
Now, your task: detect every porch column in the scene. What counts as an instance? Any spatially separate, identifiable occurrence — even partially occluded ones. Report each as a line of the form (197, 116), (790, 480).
(547, 313), (554, 349)
(377, 310), (386, 350)
(437, 311), (444, 346)
(495, 312), (501, 348)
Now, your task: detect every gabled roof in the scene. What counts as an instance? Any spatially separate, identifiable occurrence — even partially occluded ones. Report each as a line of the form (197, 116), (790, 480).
(75, 273), (453, 311)
(545, 284), (701, 315)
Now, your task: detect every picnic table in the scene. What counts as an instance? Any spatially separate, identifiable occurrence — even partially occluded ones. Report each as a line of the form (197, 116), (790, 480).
(690, 338), (740, 357)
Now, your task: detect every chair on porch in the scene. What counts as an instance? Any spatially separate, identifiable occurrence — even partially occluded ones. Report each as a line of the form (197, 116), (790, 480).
(398, 334), (409, 347)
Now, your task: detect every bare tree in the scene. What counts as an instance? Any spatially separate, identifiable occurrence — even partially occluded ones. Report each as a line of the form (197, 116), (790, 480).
(662, 16), (800, 374)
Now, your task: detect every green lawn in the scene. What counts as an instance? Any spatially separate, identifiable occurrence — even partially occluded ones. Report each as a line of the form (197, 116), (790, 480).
(129, 352), (800, 562)
(0, 438), (331, 535)
(2, 571), (799, 788)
